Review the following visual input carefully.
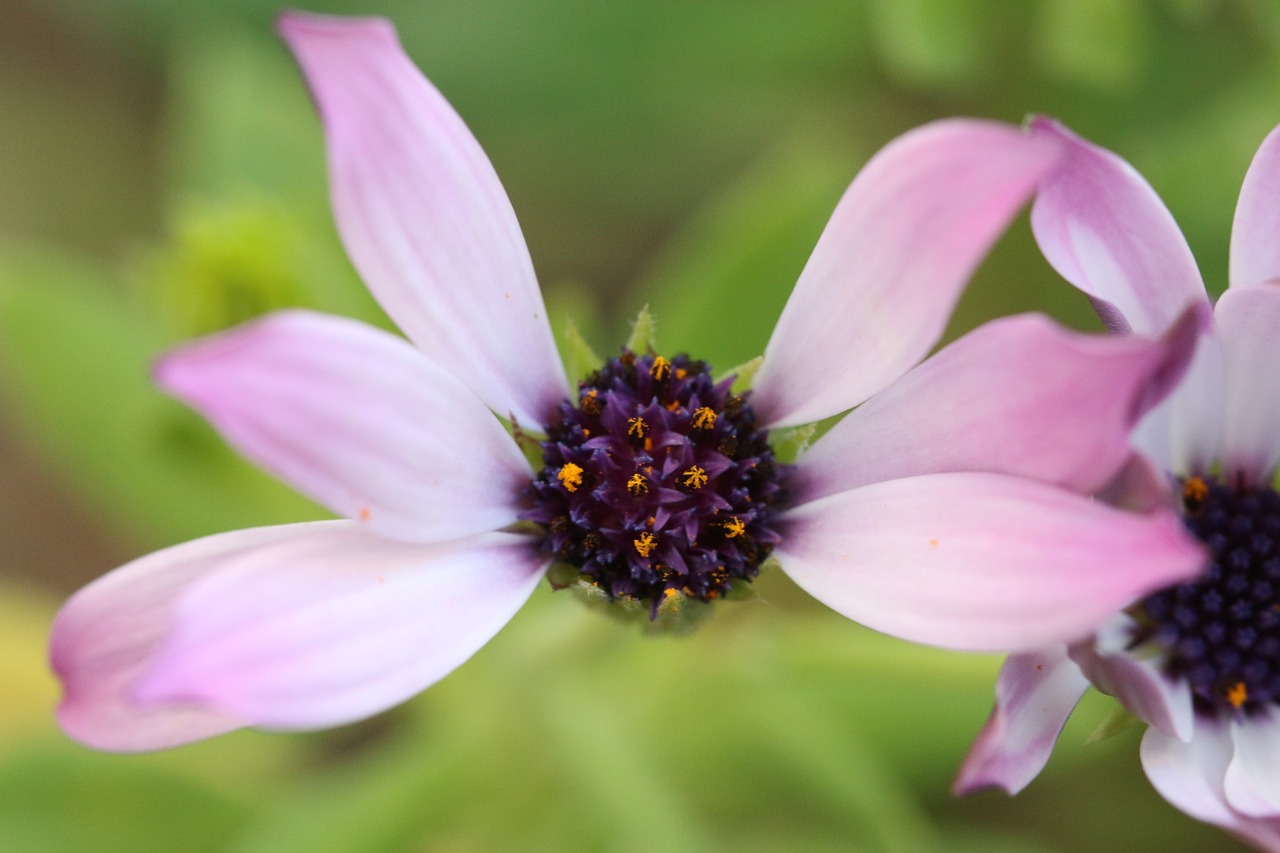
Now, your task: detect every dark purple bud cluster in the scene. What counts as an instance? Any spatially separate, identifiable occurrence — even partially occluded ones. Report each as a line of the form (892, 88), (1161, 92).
(1133, 476), (1280, 716)
(522, 351), (785, 614)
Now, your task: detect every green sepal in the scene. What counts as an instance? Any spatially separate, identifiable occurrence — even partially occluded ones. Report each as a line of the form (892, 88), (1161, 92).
(719, 354), (763, 392)
(561, 318), (604, 385)
(1085, 702), (1139, 744)
(769, 422), (818, 464)
(624, 304), (658, 354)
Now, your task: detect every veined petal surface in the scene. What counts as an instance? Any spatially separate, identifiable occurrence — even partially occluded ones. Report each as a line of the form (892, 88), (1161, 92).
(1029, 117), (1208, 336)
(953, 645), (1089, 796)
(776, 472), (1203, 652)
(792, 312), (1196, 504)
(752, 120), (1062, 428)
(279, 12), (568, 426)
(1231, 124), (1280, 288)
(156, 310), (533, 545)
(1214, 286), (1280, 486)
(129, 523), (544, 735)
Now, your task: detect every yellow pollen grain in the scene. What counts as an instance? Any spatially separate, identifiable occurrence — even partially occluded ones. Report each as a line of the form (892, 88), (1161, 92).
(627, 473), (649, 495)
(358, 507), (372, 521)
(650, 356), (672, 380)
(675, 368), (687, 379)
(1227, 681), (1248, 709)
(666, 400), (681, 412)
(682, 466), (708, 489)
(580, 388), (601, 416)
(723, 516), (746, 538)
(692, 407), (717, 429)
(1184, 476), (1209, 504)
(627, 416), (648, 438)
(557, 463), (584, 493)
(634, 532), (658, 557)
(664, 587), (678, 599)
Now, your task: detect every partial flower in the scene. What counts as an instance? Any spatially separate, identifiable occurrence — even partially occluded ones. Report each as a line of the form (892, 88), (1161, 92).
(51, 14), (1204, 752)
(956, 118), (1280, 851)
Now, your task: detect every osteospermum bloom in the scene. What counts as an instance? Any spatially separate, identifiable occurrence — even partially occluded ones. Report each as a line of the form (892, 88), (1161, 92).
(51, 15), (1205, 752)
(956, 118), (1280, 850)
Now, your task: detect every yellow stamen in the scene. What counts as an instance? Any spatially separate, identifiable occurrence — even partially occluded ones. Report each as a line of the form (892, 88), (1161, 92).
(723, 516), (746, 538)
(650, 356), (671, 380)
(663, 587), (678, 599)
(580, 388), (600, 415)
(627, 473), (649, 495)
(675, 368), (688, 380)
(1183, 476), (1209, 505)
(692, 407), (717, 429)
(557, 463), (584, 493)
(634, 532), (658, 557)
(627, 417), (648, 438)
(682, 466), (708, 489)
(1227, 681), (1248, 709)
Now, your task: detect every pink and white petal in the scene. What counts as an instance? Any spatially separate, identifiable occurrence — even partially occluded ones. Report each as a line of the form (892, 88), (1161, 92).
(156, 310), (533, 545)
(1029, 117), (1210, 336)
(791, 311), (1197, 505)
(279, 13), (568, 427)
(128, 523), (546, 733)
(1068, 614), (1194, 741)
(1163, 324), (1226, 478)
(1231, 123), (1280, 288)
(1142, 720), (1242, 830)
(53, 524), (329, 752)
(775, 472), (1204, 652)
(1226, 714), (1280, 819)
(1215, 286), (1280, 486)
(751, 120), (1063, 428)
(953, 645), (1089, 796)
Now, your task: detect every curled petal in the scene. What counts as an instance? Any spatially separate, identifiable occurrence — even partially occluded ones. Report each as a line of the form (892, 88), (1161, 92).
(1068, 614), (1193, 741)
(792, 310), (1198, 505)
(1226, 715), (1280, 818)
(1215, 286), (1280, 486)
(1230, 123), (1280, 288)
(775, 472), (1204, 652)
(156, 310), (532, 545)
(1143, 720), (1280, 849)
(52, 522), (546, 751)
(279, 12), (568, 426)
(1029, 117), (1209, 336)
(752, 119), (1063, 428)
(953, 645), (1089, 796)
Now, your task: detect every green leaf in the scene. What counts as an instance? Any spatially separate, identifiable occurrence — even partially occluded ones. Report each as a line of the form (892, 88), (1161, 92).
(624, 304), (658, 354)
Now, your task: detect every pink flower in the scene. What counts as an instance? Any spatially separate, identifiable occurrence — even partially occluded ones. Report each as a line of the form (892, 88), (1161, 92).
(956, 118), (1280, 851)
(50, 15), (1204, 752)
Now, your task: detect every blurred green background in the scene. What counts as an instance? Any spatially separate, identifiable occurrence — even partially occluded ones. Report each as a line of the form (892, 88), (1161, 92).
(0, 0), (1274, 850)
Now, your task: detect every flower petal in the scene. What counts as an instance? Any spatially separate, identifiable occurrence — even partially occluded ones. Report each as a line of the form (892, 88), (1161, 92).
(156, 310), (533, 545)
(1068, 614), (1194, 741)
(1029, 117), (1209, 336)
(1131, 320), (1224, 478)
(791, 311), (1198, 505)
(1230, 123), (1280, 288)
(56, 521), (548, 751)
(279, 12), (568, 426)
(751, 119), (1063, 428)
(952, 645), (1089, 796)
(136, 526), (545, 732)
(775, 472), (1204, 652)
(1142, 719), (1241, 829)
(1215, 286), (1280, 486)
(1225, 714), (1280, 818)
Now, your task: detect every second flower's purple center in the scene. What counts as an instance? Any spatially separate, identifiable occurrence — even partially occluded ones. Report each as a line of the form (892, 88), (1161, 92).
(1133, 476), (1280, 717)
(522, 351), (784, 613)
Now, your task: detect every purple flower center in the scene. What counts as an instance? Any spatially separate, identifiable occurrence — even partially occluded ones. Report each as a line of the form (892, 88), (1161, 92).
(1133, 476), (1280, 716)
(521, 351), (785, 613)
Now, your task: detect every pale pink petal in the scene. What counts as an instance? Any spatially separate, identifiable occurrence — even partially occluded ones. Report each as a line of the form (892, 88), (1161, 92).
(53, 524), (325, 751)
(1142, 719), (1280, 849)
(1215, 286), (1280, 486)
(1230, 123), (1280, 288)
(1029, 117), (1209, 336)
(1226, 715), (1280, 818)
(1068, 614), (1194, 741)
(953, 645), (1089, 796)
(775, 472), (1204, 652)
(1129, 321), (1224, 478)
(156, 310), (533, 545)
(792, 311), (1197, 504)
(130, 523), (545, 733)
(279, 12), (568, 427)
(751, 120), (1063, 428)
